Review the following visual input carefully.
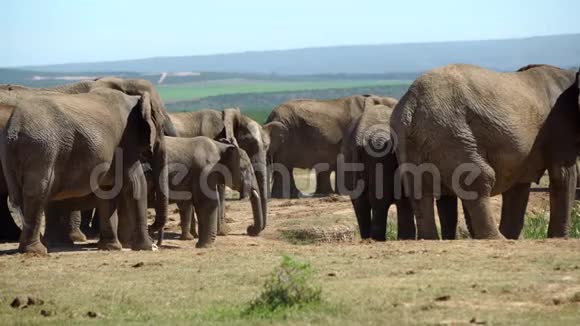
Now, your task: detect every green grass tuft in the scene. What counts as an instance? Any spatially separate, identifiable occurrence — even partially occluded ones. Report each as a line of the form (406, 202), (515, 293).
(522, 210), (550, 239)
(522, 202), (580, 239)
(245, 255), (322, 315)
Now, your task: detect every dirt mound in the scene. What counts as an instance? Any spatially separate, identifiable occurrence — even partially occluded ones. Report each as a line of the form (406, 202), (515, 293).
(280, 224), (357, 244)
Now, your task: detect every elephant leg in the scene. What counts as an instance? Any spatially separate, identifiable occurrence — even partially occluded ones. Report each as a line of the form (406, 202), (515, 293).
(177, 201), (194, 240)
(68, 210), (87, 243)
(395, 197), (416, 240)
(412, 196), (439, 240)
(499, 182), (531, 239)
(216, 184), (230, 236)
(0, 193), (21, 242)
(436, 195), (458, 240)
(117, 196), (134, 248)
(96, 198), (122, 251)
(370, 197), (388, 241)
(43, 206), (74, 248)
(195, 197), (219, 249)
(122, 164), (154, 251)
(462, 196), (504, 239)
(547, 164), (576, 238)
(80, 209), (99, 239)
(314, 168), (334, 196)
(271, 169), (287, 198)
(351, 196), (372, 239)
(271, 167), (301, 199)
(19, 194), (48, 254)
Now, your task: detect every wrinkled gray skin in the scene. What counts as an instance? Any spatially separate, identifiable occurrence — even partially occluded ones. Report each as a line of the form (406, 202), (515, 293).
(339, 102), (416, 240)
(148, 137), (264, 247)
(168, 108), (269, 236)
(0, 79), (175, 248)
(392, 64), (579, 240)
(264, 95), (398, 198)
(0, 86), (166, 254)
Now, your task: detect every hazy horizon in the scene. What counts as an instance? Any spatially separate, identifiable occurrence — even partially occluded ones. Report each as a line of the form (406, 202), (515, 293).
(2, 0), (579, 67)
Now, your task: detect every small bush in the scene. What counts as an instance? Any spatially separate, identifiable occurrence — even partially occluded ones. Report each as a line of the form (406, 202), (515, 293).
(247, 255), (322, 314)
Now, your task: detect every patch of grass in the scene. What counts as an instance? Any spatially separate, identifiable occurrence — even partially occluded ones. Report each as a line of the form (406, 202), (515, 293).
(522, 203), (580, 239)
(246, 255), (322, 315)
(523, 210), (549, 239)
(158, 80), (411, 102)
(386, 216), (398, 241)
(570, 203), (580, 238)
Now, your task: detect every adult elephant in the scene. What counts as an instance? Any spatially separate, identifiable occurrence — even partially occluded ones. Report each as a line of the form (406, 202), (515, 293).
(392, 64), (579, 240)
(0, 86), (168, 254)
(263, 95), (397, 199)
(0, 79), (175, 246)
(167, 108), (269, 235)
(339, 101), (416, 240)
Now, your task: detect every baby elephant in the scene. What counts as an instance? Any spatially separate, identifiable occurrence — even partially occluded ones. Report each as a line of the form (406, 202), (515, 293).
(149, 136), (265, 248)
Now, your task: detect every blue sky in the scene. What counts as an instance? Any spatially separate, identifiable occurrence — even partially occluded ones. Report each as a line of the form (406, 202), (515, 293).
(1, 0), (578, 67)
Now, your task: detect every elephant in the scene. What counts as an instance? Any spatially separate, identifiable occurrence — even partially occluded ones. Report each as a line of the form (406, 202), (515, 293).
(0, 86), (168, 254)
(263, 95), (398, 199)
(339, 101), (416, 240)
(148, 136), (264, 247)
(167, 108), (269, 236)
(391, 64), (579, 240)
(0, 78), (176, 248)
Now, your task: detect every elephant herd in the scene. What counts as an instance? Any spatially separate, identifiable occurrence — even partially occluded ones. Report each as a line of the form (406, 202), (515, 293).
(0, 79), (267, 254)
(0, 63), (578, 254)
(265, 63), (580, 241)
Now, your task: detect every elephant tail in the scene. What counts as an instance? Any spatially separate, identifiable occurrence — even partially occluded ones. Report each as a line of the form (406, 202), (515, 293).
(0, 130), (22, 209)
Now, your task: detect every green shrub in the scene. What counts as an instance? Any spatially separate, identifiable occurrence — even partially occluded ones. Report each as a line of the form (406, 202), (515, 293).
(247, 255), (322, 314)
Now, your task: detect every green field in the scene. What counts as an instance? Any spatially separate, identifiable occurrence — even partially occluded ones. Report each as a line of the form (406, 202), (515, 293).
(158, 80), (412, 102)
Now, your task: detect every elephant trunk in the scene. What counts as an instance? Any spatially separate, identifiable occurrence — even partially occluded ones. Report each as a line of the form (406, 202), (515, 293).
(247, 189), (264, 236)
(254, 164), (268, 230)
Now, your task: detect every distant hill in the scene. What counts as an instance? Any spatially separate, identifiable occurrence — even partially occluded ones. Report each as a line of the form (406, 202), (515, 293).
(18, 34), (580, 75)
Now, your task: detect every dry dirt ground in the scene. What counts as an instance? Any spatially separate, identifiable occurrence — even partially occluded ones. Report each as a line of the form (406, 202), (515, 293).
(0, 171), (579, 325)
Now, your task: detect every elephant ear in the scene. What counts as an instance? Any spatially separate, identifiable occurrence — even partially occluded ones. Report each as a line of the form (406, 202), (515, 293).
(352, 95), (371, 112)
(94, 77), (169, 137)
(220, 143), (243, 188)
(262, 121), (288, 155)
(223, 107), (241, 145)
(135, 92), (157, 154)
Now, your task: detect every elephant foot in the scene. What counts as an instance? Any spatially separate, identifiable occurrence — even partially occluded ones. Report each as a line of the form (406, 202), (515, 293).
(131, 237), (155, 251)
(247, 225), (261, 237)
(69, 229), (87, 243)
(180, 232), (195, 241)
(42, 233), (74, 249)
(195, 241), (214, 249)
(44, 237), (74, 249)
(217, 224), (230, 236)
(314, 188), (333, 197)
(97, 238), (122, 251)
(18, 240), (48, 255)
